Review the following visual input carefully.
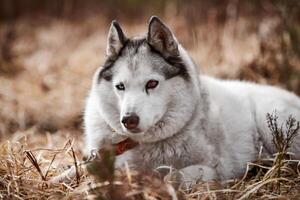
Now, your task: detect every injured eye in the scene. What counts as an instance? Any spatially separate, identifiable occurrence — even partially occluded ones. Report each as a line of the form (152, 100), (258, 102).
(146, 80), (159, 90)
(116, 82), (125, 90)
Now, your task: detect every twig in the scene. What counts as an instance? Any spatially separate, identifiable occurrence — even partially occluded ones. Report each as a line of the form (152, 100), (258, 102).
(25, 150), (46, 181)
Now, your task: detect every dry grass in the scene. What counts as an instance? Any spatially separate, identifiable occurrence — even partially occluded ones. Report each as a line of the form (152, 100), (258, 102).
(0, 9), (300, 200)
(0, 114), (299, 200)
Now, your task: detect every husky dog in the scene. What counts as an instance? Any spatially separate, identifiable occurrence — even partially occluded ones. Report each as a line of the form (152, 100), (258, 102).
(84, 16), (300, 184)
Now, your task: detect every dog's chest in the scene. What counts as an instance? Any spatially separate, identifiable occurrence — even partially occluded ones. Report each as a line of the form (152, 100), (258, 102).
(131, 139), (198, 170)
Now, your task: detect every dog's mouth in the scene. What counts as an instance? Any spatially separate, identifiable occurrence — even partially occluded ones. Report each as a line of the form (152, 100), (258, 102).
(122, 120), (165, 135)
(126, 128), (142, 134)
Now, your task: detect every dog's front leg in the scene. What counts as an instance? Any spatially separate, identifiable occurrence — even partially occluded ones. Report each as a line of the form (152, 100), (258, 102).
(178, 164), (217, 187)
(114, 150), (136, 169)
(84, 97), (118, 155)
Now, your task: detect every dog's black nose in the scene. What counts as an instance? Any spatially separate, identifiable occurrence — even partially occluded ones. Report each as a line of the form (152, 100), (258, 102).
(121, 113), (139, 130)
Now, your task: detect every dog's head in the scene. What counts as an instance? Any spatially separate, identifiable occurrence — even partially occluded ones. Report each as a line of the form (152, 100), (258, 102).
(94, 16), (199, 142)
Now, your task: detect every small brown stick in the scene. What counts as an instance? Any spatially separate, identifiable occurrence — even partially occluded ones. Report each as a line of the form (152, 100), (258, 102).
(70, 146), (80, 185)
(44, 153), (58, 179)
(25, 150), (46, 181)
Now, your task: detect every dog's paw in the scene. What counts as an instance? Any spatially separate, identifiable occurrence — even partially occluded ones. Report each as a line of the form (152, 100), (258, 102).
(178, 165), (217, 188)
(114, 150), (135, 169)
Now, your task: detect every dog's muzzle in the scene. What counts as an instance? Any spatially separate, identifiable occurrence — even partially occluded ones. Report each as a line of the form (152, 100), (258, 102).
(121, 112), (140, 132)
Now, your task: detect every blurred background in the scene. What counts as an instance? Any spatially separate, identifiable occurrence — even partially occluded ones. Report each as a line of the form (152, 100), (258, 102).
(0, 0), (299, 143)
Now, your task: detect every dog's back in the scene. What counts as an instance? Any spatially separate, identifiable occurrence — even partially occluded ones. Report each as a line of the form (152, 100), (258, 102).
(201, 75), (300, 160)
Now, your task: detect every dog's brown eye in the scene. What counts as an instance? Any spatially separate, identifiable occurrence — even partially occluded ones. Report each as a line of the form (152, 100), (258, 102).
(116, 82), (125, 90)
(146, 80), (159, 90)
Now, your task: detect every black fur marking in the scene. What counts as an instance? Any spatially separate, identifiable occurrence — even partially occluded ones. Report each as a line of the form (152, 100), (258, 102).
(148, 44), (190, 81)
(98, 55), (117, 82)
(126, 38), (147, 54)
(112, 20), (127, 45)
(98, 41), (128, 82)
(98, 38), (147, 83)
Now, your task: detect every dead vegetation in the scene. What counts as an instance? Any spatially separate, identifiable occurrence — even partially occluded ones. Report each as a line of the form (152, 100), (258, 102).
(0, 113), (299, 199)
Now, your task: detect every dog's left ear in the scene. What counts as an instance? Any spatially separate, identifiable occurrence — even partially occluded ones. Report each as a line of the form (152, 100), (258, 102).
(106, 20), (127, 57)
(147, 16), (179, 58)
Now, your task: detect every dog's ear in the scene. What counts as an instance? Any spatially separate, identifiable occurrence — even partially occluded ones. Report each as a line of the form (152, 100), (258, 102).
(106, 20), (127, 57)
(147, 16), (179, 58)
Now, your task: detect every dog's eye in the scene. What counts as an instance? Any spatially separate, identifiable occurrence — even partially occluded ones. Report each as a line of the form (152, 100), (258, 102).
(116, 82), (125, 90)
(146, 80), (159, 90)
